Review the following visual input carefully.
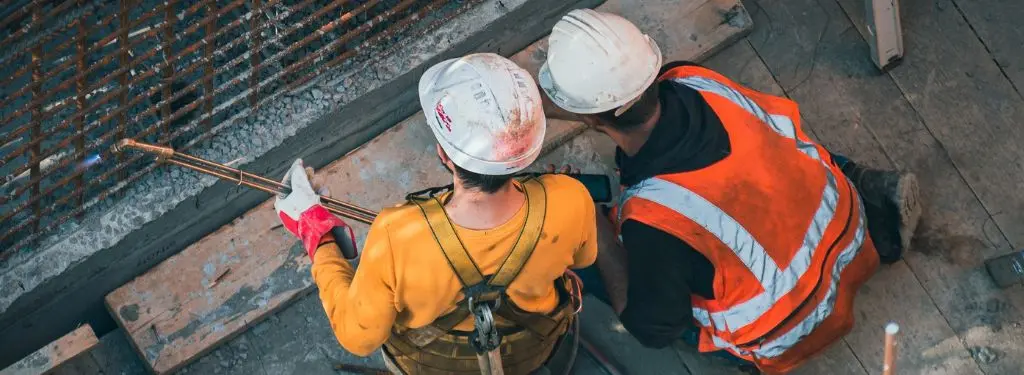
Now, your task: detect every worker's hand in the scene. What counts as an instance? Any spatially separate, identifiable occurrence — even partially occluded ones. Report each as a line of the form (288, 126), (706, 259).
(545, 164), (579, 174)
(274, 159), (357, 260)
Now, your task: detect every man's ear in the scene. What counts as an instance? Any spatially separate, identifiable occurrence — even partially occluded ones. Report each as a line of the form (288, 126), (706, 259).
(436, 144), (455, 170)
(436, 144), (447, 162)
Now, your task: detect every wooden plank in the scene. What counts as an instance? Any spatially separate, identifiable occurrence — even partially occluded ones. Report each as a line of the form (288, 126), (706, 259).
(745, 0), (994, 373)
(947, 0), (1024, 96)
(597, 0), (753, 63)
(830, 0), (1024, 373)
(104, 3), (753, 372)
(0, 325), (98, 375)
(701, 38), (870, 375)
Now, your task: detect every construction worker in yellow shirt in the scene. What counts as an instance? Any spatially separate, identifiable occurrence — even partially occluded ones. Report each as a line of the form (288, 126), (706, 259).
(273, 53), (602, 374)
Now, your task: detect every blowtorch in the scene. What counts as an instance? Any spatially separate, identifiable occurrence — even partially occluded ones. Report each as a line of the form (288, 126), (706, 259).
(113, 139), (615, 259)
(112, 139), (377, 223)
(113, 139), (375, 259)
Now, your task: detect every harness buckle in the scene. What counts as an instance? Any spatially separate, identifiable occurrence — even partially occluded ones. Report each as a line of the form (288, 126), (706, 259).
(468, 297), (502, 354)
(564, 270), (584, 315)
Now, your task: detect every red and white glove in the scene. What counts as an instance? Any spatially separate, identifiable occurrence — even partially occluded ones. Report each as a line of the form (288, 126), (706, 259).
(274, 159), (357, 260)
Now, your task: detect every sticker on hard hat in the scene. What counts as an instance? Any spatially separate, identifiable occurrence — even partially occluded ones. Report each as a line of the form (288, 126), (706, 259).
(434, 102), (453, 132)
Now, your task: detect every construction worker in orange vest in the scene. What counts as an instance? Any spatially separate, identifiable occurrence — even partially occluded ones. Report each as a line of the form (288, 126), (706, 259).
(273, 53), (601, 374)
(527, 9), (923, 374)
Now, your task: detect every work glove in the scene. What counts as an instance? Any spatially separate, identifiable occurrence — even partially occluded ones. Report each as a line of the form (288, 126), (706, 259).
(274, 159), (357, 260)
(545, 164), (579, 174)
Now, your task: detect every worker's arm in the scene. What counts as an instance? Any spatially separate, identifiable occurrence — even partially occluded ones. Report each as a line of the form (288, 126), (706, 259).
(273, 159), (396, 356)
(572, 194), (599, 269)
(617, 220), (700, 349)
(311, 220), (398, 357)
(593, 207), (629, 314)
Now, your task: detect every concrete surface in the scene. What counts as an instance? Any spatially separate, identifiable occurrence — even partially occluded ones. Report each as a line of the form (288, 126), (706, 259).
(0, 0), (605, 368)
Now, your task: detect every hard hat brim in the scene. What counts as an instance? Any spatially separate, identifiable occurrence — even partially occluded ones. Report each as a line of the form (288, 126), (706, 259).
(438, 131), (545, 176)
(539, 35), (663, 115)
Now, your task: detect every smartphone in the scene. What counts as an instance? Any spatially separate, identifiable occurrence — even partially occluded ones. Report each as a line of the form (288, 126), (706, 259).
(986, 250), (1024, 289)
(523, 173), (613, 203)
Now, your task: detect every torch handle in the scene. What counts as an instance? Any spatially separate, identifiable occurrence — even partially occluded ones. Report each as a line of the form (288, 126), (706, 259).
(163, 154), (377, 224)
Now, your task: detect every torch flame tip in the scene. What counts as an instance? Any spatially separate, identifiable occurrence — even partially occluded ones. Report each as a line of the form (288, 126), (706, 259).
(112, 138), (135, 154)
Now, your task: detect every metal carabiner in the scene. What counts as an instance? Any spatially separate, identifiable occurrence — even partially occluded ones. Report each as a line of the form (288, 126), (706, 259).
(564, 270), (584, 315)
(468, 297), (504, 375)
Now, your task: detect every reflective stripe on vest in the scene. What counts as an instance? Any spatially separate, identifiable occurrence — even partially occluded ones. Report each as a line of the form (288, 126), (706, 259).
(616, 74), (867, 358)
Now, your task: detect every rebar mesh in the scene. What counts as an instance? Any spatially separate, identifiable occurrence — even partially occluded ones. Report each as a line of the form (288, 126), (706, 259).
(0, 0), (478, 258)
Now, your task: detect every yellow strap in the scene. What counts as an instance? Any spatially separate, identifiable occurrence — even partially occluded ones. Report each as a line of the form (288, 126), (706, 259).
(412, 179), (547, 289)
(413, 197), (485, 287)
(489, 179), (547, 287)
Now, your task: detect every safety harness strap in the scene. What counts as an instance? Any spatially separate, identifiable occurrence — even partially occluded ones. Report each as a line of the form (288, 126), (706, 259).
(411, 178), (547, 292)
(413, 197), (486, 287)
(489, 178), (547, 287)
(400, 178), (549, 337)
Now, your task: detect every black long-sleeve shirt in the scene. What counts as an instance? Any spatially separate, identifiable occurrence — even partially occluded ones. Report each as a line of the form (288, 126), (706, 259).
(615, 62), (732, 348)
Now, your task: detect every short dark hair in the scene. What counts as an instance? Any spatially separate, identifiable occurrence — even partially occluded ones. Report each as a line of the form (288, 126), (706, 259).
(594, 85), (660, 130)
(453, 164), (513, 194)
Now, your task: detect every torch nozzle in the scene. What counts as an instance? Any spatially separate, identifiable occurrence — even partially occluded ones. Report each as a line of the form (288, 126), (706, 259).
(113, 139), (175, 159)
(111, 139), (132, 154)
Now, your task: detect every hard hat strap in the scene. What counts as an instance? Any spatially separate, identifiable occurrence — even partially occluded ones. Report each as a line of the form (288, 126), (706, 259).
(613, 94), (645, 117)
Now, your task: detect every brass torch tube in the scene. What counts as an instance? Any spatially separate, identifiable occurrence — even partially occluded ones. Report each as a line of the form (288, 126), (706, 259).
(116, 139), (376, 224)
(163, 156), (376, 224)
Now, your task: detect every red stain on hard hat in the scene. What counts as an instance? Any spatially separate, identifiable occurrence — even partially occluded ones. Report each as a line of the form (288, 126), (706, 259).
(435, 102), (453, 132)
(493, 106), (538, 160)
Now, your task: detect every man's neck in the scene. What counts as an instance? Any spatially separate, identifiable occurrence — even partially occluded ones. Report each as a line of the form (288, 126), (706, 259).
(444, 181), (525, 230)
(615, 102), (662, 157)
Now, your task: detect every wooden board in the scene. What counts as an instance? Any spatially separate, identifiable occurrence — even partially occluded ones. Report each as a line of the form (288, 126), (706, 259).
(104, 3), (754, 373)
(828, 0), (1024, 373)
(511, 0), (753, 81)
(744, 0), (1000, 373)
(597, 0), (753, 63)
(0, 325), (98, 375)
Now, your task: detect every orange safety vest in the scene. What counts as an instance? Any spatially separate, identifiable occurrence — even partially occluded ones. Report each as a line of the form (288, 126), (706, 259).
(614, 65), (880, 373)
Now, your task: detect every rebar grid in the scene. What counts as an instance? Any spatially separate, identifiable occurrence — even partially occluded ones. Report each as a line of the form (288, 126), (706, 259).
(0, 0), (479, 257)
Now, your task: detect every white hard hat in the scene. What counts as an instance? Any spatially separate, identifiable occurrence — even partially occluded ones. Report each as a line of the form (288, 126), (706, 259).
(418, 53), (546, 175)
(539, 9), (663, 115)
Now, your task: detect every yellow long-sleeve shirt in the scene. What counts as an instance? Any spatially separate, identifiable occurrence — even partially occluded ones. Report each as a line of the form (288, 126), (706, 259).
(310, 175), (597, 357)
